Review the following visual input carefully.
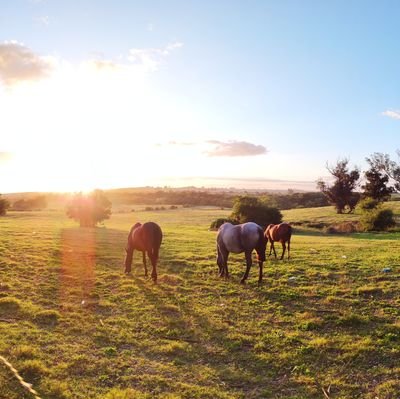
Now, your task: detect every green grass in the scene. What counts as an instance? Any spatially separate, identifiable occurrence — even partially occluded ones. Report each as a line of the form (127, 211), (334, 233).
(0, 206), (399, 398)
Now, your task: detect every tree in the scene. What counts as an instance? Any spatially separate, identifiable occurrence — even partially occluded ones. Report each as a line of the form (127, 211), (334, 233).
(0, 194), (9, 216)
(230, 196), (282, 228)
(362, 158), (394, 201)
(66, 190), (112, 227)
(366, 152), (400, 192)
(317, 159), (360, 214)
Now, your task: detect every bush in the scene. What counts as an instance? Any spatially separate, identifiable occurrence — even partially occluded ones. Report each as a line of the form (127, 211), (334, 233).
(230, 196), (282, 228)
(357, 197), (379, 211)
(0, 195), (10, 216)
(210, 218), (238, 230)
(360, 207), (396, 231)
(66, 190), (111, 227)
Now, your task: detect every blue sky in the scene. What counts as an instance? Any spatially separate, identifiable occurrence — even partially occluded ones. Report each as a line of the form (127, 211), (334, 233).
(0, 1), (399, 192)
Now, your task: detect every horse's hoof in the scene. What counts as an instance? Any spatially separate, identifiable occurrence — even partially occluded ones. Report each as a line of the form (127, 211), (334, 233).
(240, 279), (246, 284)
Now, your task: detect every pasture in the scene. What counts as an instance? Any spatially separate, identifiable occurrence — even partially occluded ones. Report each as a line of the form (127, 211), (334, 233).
(0, 206), (399, 399)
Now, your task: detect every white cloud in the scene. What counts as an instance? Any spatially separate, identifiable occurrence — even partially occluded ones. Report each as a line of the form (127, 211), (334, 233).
(34, 15), (50, 26)
(205, 140), (267, 157)
(382, 109), (400, 120)
(128, 41), (183, 72)
(0, 41), (53, 86)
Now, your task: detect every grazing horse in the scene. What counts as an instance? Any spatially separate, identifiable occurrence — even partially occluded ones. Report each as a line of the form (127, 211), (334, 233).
(124, 222), (163, 282)
(264, 223), (292, 260)
(216, 222), (266, 284)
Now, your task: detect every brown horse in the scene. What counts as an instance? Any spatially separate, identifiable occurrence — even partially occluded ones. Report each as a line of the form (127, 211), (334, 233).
(124, 222), (163, 282)
(264, 223), (292, 260)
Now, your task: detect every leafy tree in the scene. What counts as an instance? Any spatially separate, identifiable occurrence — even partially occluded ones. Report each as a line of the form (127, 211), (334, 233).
(366, 152), (400, 192)
(66, 190), (112, 227)
(0, 194), (9, 216)
(230, 196), (282, 227)
(362, 158), (394, 201)
(317, 159), (360, 214)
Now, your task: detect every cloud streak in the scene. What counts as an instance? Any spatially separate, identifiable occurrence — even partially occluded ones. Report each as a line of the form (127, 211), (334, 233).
(128, 41), (183, 72)
(382, 109), (400, 120)
(0, 41), (53, 86)
(205, 140), (267, 157)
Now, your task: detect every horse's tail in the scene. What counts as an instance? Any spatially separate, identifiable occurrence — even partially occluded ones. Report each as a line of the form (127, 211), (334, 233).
(149, 223), (162, 266)
(256, 228), (267, 262)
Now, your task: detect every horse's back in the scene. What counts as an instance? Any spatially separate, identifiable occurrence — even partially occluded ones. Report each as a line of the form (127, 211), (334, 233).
(266, 223), (292, 242)
(141, 222), (163, 248)
(130, 221), (162, 251)
(218, 222), (262, 253)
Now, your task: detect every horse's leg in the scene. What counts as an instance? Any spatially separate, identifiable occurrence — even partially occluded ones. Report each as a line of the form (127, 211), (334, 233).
(142, 251), (148, 277)
(270, 241), (277, 258)
(124, 248), (134, 273)
(217, 244), (224, 277)
(149, 247), (159, 283)
(258, 261), (263, 285)
(287, 239), (291, 259)
(218, 245), (229, 278)
(223, 251), (230, 278)
(240, 251), (252, 284)
(280, 242), (286, 260)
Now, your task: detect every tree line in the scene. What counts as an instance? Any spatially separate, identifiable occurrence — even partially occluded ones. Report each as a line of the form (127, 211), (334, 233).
(317, 152), (400, 213)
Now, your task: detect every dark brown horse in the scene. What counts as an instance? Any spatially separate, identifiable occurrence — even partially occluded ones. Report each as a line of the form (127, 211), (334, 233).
(124, 222), (163, 282)
(264, 223), (292, 260)
(217, 222), (266, 284)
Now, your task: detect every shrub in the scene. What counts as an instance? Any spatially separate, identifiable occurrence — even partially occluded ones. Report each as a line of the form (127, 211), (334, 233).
(209, 218), (238, 230)
(0, 194), (10, 216)
(66, 190), (111, 227)
(360, 207), (396, 231)
(230, 196), (282, 228)
(357, 197), (379, 211)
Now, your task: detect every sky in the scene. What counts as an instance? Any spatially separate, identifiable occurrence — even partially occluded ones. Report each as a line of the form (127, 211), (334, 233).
(1, 0), (400, 193)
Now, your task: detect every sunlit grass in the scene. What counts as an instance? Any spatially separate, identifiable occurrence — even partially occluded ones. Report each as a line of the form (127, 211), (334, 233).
(0, 207), (399, 398)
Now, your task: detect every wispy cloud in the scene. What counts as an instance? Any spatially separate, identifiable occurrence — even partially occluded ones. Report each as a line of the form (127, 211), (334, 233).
(205, 140), (267, 157)
(34, 15), (50, 26)
(128, 41), (183, 72)
(0, 41), (53, 86)
(382, 109), (400, 120)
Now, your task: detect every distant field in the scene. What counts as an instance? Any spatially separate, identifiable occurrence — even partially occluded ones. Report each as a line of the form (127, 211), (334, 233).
(1, 207), (400, 398)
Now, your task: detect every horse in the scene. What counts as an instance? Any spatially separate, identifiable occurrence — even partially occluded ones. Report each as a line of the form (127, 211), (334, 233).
(264, 223), (292, 260)
(216, 222), (266, 284)
(124, 222), (163, 282)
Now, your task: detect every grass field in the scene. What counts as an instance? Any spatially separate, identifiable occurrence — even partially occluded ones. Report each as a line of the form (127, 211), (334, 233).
(0, 206), (400, 399)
